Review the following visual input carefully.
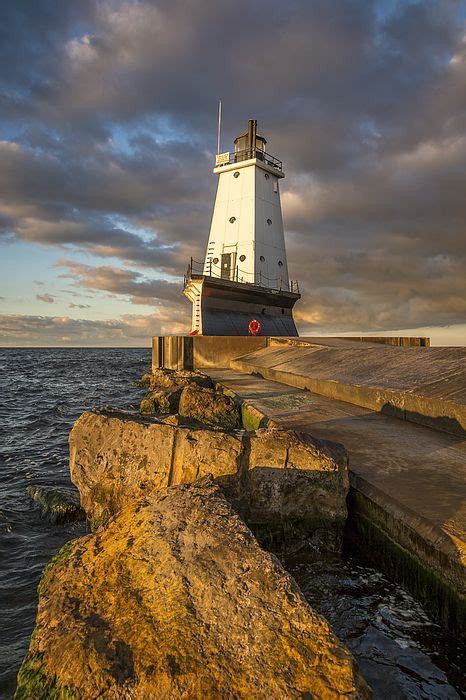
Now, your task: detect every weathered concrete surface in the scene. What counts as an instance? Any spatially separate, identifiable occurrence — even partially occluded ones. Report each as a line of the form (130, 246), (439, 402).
(211, 370), (466, 636)
(179, 383), (241, 430)
(16, 480), (370, 699)
(152, 334), (268, 371)
(69, 409), (348, 551)
(230, 340), (466, 436)
(152, 335), (431, 371)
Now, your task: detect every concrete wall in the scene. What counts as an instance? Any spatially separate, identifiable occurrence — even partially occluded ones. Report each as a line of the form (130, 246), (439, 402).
(341, 336), (430, 347)
(270, 336), (431, 348)
(152, 335), (268, 370)
(153, 334), (433, 371)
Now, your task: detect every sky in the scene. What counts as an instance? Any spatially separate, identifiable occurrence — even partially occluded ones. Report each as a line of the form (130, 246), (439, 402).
(0, 0), (465, 347)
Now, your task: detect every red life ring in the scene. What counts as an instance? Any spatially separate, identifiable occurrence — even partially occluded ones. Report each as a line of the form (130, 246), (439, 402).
(248, 319), (261, 336)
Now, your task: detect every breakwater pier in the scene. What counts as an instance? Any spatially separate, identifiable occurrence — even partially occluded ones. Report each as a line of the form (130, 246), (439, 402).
(155, 334), (466, 637)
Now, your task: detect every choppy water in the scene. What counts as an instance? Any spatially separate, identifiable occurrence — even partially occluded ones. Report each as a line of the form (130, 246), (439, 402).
(0, 348), (464, 698)
(286, 553), (465, 699)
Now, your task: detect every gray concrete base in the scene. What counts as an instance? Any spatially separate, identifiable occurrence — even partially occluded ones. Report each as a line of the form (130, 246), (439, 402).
(152, 335), (269, 370)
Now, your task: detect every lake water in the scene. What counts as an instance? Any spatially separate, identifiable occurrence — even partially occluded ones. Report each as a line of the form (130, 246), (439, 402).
(0, 348), (464, 698)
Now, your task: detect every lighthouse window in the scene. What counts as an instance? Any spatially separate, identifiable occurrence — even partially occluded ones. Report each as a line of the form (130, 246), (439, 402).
(233, 171), (240, 178)
(278, 260), (283, 267)
(264, 173), (270, 180)
(213, 257), (219, 264)
(260, 255), (265, 262)
(239, 254), (246, 262)
(267, 219), (272, 225)
(229, 216), (236, 223)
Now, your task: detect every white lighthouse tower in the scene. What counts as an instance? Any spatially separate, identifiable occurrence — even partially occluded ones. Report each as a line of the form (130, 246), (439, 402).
(183, 119), (300, 335)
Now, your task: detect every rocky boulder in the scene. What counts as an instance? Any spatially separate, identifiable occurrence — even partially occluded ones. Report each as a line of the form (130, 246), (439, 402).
(140, 368), (212, 415)
(245, 428), (349, 551)
(70, 410), (348, 552)
(179, 383), (241, 430)
(26, 485), (85, 524)
(69, 409), (243, 527)
(16, 480), (370, 699)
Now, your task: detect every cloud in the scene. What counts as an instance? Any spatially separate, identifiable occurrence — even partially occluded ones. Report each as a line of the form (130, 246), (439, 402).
(68, 303), (91, 309)
(36, 293), (55, 304)
(0, 312), (189, 347)
(56, 259), (183, 306)
(0, 0), (465, 343)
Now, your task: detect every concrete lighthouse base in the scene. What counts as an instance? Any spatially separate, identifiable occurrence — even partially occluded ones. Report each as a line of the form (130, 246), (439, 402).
(184, 275), (301, 336)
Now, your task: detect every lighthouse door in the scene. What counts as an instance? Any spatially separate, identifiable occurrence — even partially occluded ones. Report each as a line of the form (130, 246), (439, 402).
(221, 253), (232, 280)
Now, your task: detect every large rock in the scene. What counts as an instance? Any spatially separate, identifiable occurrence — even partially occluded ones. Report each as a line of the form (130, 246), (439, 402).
(245, 428), (348, 550)
(70, 410), (348, 551)
(26, 485), (85, 524)
(69, 409), (243, 527)
(16, 480), (370, 699)
(140, 369), (213, 415)
(179, 383), (241, 430)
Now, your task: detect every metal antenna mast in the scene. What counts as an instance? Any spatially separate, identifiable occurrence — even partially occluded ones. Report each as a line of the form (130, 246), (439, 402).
(217, 99), (222, 155)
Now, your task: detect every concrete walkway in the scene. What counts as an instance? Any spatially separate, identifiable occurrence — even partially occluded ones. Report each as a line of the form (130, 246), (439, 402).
(230, 339), (466, 435)
(209, 369), (465, 617)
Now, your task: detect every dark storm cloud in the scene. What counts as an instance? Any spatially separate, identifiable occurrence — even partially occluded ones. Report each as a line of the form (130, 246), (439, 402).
(0, 136), (210, 271)
(57, 259), (184, 306)
(1, 0), (465, 338)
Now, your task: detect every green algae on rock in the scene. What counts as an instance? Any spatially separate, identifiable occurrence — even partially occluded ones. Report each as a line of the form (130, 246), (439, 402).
(179, 383), (241, 430)
(134, 372), (151, 388)
(139, 368), (213, 415)
(26, 485), (85, 524)
(16, 480), (371, 699)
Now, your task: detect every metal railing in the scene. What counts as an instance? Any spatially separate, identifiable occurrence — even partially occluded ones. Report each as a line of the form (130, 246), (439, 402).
(216, 148), (282, 172)
(184, 257), (299, 294)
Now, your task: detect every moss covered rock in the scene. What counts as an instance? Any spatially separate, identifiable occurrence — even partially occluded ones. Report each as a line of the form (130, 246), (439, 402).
(16, 480), (370, 699)
(139, 369), (213, 415)
(26, 485), (85, 524)
(179, 384), (241, 430)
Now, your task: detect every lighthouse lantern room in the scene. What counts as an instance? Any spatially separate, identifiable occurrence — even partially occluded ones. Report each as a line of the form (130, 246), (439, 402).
(183, 119), (300, 336)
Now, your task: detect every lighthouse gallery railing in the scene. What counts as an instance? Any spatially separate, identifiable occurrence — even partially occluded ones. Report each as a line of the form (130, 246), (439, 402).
(184, 258), (300, 295)
(216, 148), (283, 171)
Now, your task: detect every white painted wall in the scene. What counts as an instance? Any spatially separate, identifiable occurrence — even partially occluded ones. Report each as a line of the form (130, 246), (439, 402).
(203, 158), (289, 289)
